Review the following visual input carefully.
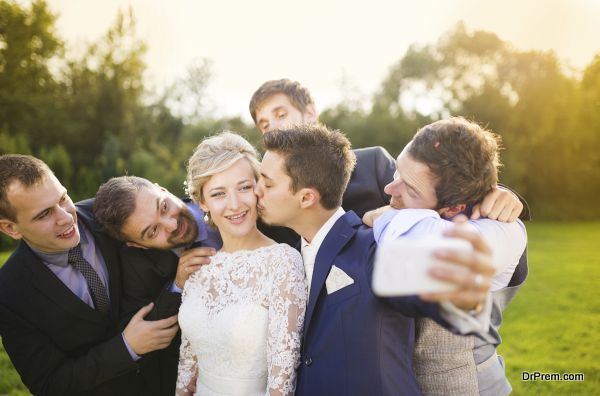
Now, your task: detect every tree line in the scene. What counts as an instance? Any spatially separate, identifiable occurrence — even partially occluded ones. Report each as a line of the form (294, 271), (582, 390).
(1, 1), (599, 248)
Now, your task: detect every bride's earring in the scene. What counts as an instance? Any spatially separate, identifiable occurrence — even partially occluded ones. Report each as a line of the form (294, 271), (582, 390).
(203, 211), (210, 223)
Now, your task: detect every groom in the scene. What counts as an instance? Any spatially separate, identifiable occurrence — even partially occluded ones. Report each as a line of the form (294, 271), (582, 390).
(255, 124), (496, 395)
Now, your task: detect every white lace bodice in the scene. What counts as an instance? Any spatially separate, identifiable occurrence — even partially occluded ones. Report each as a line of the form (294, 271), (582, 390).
(176, 244), (307, 396)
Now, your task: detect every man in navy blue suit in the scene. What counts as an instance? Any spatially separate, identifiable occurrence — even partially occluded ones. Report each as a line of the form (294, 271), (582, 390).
(249, 79), (524, 246)
(255, 124), (496, 395)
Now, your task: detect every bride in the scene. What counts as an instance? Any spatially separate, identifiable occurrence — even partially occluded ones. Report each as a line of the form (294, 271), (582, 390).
(176, 132), (307, 395)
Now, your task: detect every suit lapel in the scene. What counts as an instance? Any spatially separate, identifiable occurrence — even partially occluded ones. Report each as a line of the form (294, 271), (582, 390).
(20, 245), (107, 325)
(303, 212), (361, 337)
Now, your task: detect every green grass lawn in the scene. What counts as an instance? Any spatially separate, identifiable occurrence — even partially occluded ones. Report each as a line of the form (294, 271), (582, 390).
(497, 222), (600, 395)
(1, 223), (599, 395)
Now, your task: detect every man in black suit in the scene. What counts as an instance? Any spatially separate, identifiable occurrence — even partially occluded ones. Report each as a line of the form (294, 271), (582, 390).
(0, 154), (179, 395)
(93, 176), (221, 395)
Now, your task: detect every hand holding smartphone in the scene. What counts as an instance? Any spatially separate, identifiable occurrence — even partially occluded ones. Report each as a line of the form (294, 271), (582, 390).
(372, 236), (473, 296)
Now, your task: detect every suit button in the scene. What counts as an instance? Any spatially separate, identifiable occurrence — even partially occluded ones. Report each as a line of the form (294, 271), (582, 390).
(305, 357), (312, 366)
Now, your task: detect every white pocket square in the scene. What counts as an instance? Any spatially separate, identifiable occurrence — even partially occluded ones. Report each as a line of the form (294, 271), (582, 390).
(326, 265), (354, 295)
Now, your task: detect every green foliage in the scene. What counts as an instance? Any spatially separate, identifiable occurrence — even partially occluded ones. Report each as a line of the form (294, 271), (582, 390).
(0, 3), (599, 220)
(0, 0), (63, 148)
(372, 23), (600, 219)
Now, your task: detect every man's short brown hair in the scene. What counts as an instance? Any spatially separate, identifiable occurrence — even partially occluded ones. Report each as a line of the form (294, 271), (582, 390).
(263, 124), (356, 210)
(93, 176), (154, 241)
(249, 79), (314, 123)
(0, 154), (52, 221)
(408, 117), (502, 209)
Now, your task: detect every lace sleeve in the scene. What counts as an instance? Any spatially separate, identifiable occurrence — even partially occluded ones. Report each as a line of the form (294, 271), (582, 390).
(176, 282), (198, 396)
(266, 245), (307, 396)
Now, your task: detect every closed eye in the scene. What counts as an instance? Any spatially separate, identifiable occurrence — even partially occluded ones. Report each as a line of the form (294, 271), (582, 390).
(407, 187), (419, 198)
(148, 225), (159, 239)
(37, 209), (51, 220)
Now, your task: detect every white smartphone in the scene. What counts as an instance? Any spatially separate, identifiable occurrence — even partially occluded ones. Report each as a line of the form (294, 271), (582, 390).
(372, 235), (473, 296)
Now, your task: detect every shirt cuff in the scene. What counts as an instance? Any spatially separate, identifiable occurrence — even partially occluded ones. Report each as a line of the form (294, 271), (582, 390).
(121, 333), (141, 361)
(169, 280), (183, 294)
(438, 293), (492, 334)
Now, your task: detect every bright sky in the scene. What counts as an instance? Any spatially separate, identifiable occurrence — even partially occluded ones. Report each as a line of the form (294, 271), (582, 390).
(45, 0), (600, 121)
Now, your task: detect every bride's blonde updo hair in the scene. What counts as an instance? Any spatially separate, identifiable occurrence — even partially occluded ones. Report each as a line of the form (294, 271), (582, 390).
(186, 131), (260, 204)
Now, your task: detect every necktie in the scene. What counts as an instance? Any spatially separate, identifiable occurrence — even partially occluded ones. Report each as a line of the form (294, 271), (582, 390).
(68, 245), (110, 313)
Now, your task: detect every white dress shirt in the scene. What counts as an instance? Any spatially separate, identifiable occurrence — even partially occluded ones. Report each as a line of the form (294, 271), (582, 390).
(301, 207), (346, 291)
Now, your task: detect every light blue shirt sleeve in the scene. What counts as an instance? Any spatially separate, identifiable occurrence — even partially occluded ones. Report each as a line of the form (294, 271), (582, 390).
(374, 208), (527, 286)
(169, 281), (183, 294)
(121, 333), (141, 361)
(373, 208), (527, 332)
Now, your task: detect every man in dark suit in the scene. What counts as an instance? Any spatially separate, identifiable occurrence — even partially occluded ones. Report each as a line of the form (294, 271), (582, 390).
(250, 78), (396, 220)
(255, 125), (497, 395)
(249, 79), (525, 245)
(0, 154), (180, 395)
(93, 176), (221, 395)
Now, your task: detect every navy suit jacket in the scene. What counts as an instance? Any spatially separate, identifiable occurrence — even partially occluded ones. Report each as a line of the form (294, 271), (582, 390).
(296, 211), (446, 396)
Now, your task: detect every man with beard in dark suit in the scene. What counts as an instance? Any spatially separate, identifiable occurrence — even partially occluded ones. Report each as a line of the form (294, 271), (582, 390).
(0, 154), (179, 395)
(93, 175), (221, 395)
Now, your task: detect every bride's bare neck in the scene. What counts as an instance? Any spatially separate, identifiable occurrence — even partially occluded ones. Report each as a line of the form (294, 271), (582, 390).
(219, 226), (273, 253)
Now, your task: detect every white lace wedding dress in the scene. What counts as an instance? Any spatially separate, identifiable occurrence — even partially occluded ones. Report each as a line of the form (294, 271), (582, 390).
(176, 243), (307, 396)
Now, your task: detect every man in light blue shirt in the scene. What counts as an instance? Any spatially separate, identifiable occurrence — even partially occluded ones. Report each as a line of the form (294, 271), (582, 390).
(364, 117), (528, 395)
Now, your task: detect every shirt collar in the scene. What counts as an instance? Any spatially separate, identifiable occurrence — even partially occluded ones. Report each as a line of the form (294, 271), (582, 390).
(29, 220), (90, 267)
(301, 207), (346, 254)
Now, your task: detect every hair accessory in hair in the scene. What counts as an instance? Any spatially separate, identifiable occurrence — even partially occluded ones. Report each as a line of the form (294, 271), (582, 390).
(434, 141), (441, 150)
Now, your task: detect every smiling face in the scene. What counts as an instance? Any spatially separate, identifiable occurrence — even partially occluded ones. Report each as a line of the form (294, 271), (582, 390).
(120, 185), (198, 250)
(255, 151), (302, 228)
(198, 158), (259, 240)
(384, 144), (439, 210)
(254, 93), (317, 134)
(0, 173), (80, 253)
